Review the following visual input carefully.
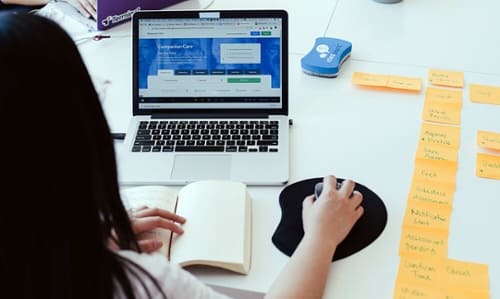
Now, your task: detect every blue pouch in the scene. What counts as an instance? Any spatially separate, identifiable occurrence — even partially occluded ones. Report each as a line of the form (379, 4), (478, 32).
(301, 37), (352, 77)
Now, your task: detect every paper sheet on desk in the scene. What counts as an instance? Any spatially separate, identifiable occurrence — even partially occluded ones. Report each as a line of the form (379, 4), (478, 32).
(35, 1), (98, 41)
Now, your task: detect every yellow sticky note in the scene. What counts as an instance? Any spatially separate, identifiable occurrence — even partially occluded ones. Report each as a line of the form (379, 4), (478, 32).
(422, 99), (462, 125)
(352, 72), (388, 87)
(393, 280), (442, 299)
(416, 143), (459, 163)
(402, 201), (452, 232)
(470, 83), (500, 105)
(387, 75), (422, 91)
(428, 69), (464, 88)
(399, 228), (448, 258)
(419, 122), (461, 149)
(408, 179), (455, 208)
(396, 256), (444, 286)
(413, 159), (458, 184)
(476, 153), (500, 180)
(442, 259), (489, 290)
(477, 130), (500, 150)
(426, 87), (463, 107)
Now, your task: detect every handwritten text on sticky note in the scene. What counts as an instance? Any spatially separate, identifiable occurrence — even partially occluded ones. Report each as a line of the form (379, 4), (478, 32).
(352, 72), (422, 91)
(399, 228), (448, 258)
(470, 83), (500, 105)
(413, 159), (457, 184)
(419, 123), (461, 149)
(416, 143), (459, 163)
(477, 130), (500, 151)
(426, 87), (463, 107)
(397, 256), (444, 285)
(422, 100), (462, 125)
(428, 69), (464, 88)
(403, 201), (452, 232)
(393, 280), (442, 298)
(476, 153), (500, 180)
(408, 179), (455, 208)
(442, 259), (489, 290)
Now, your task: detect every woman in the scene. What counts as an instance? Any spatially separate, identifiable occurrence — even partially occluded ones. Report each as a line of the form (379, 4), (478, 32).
(0, 13), (364, 299)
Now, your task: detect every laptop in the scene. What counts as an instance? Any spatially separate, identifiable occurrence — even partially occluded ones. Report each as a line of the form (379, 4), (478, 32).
(117, 9), (290, 186)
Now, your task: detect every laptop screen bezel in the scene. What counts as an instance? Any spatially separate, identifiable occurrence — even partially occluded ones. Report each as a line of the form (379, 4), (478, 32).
(132, 9), (289, 117)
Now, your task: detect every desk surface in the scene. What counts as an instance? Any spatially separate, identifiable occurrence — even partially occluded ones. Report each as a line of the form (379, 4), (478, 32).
(78, 1), (500, 298)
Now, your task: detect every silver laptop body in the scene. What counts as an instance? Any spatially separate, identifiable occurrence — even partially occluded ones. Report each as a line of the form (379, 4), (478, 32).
(118, 10), (289, 186)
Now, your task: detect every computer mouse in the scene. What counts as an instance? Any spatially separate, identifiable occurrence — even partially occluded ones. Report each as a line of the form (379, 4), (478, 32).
(314, 181), (342, 200)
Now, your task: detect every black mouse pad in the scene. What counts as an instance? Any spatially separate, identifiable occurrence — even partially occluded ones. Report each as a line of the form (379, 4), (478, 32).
(271, 177), (387, 261)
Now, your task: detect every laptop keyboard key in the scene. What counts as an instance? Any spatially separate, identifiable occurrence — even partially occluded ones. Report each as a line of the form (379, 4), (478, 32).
(226, 146), (237, 152)
(257, 140), (278, 146)
(175, 146), (224, 152)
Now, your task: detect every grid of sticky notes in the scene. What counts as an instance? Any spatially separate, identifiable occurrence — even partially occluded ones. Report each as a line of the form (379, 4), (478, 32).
(394, 69), (491, 298)
(352, 72), (422, 92)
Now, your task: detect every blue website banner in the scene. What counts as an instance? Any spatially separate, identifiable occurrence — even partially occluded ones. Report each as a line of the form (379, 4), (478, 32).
(138, 37), (281, 89)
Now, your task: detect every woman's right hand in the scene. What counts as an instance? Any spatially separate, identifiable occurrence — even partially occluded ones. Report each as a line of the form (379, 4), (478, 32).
(301, 175), (364, 248)
(66, 0), (97, 20)
(128, 206), (186, 253)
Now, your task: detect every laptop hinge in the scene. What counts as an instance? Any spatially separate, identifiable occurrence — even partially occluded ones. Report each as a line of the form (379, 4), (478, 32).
(151, 113), (269, 119)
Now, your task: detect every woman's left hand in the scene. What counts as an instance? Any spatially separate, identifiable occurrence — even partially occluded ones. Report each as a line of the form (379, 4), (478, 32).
(128, 206), (186, 253)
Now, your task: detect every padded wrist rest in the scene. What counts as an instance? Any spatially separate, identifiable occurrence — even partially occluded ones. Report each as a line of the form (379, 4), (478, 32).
(271, 177), (387, 261)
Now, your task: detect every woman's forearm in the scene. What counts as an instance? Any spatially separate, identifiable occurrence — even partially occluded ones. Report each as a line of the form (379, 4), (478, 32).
(1, 0), (50, 6)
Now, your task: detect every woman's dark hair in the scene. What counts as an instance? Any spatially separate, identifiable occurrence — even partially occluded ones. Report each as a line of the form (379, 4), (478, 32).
(0, 12), (165, 299)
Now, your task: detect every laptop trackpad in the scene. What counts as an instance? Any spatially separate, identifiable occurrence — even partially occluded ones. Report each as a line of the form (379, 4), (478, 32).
(171, 155), (231, 181)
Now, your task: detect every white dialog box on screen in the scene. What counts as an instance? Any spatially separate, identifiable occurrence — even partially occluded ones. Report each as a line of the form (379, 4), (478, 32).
(220, 43), (261, 64)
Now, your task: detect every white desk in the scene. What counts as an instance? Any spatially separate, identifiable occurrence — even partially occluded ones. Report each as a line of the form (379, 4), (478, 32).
(326, 0), (500, 74)
(78, 1), (500, 298)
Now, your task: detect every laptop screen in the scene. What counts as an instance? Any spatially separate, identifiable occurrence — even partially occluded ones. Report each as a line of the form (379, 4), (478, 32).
(132, 10), (288, 116)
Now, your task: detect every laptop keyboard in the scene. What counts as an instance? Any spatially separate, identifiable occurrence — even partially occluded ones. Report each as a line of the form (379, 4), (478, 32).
(131, 120), (279, 153)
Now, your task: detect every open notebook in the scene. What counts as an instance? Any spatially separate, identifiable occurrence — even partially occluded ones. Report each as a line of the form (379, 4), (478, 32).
(121, 180), (252, 274)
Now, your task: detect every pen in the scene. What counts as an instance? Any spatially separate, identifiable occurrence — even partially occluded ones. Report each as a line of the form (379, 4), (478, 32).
(112, 133), (126, 140)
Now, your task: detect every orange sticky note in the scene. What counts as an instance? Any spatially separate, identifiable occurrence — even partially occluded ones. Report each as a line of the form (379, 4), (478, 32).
(476, 153), (500, 180)
(470, 83), (500, 105)
(415, 143), (459, 163)
(352, 72), (422, 91)
(396, 256), (444, 286)
(402, 201), (452, 232)
(413, 159), (458, 184)
(408, 179), (455, 208)
(387, 75), (422, 91)
(393, 280), (442, 299)
(441, 288), (490, 299)
(419, 123), (461, 149)
(352, 72), (388, 87)
(441, 259), (489, 290)
(477, 130), (500, 150)
(399, 228), (448, 259)
(421, 99), (462, 125)
(428, 69), (464, 88)
(426, 87), (463, 107)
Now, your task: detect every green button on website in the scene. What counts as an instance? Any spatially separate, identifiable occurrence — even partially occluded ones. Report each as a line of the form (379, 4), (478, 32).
(227, 78), (261, 83)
